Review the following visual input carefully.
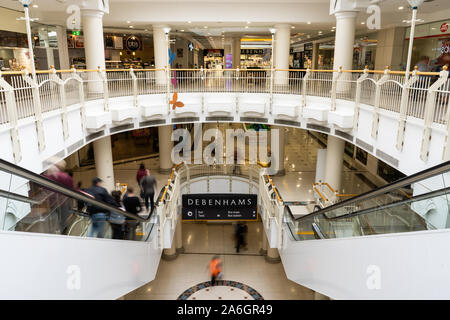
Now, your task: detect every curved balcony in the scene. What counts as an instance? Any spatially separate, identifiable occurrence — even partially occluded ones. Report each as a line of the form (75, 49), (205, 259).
(0, 66), (448, 175)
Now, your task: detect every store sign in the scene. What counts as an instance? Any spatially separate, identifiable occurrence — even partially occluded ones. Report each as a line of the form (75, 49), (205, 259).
(182, 193), (258, 221)
(441, 23), (449, 33)
(441, 40), (450, 54)
(241, 49), (264, 55)
(125, 36), (141, 51)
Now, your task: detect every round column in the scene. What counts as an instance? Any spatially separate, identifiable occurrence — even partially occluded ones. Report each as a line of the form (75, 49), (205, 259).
(153, 25), (170, 85)
(274, 24), (290, 86)
(270, 126), (286, 176)
(93, 137), (115, 191)
(324, 135), (345, 193)
(158, 125), (173, 174)
(333, 11), (357, 70)
(162, 239), (178, 260)
(175, 214), (184, 253)
(82, 10), (106, 70)
(260, 228), (268, 255)
(232, 37), (241, 69)
(265, 247), (281, 264)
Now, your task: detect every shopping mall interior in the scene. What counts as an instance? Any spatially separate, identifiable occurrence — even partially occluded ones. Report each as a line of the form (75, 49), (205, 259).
(0, 0), (450, 301)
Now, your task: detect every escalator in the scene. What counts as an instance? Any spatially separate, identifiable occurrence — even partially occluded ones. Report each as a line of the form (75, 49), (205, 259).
(279, 161), (450, 299)
(0, 158), (167, 299)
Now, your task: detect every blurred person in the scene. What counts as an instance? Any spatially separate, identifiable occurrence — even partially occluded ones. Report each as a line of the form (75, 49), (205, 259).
(42, 157), (74, 233)
(416, 56), (431, 73)
(140, 169), (157, 213)
(85, 177), (118, 238)
(110, 190), (126, 240)
(235, 222), (248, 253)
(136, 163), (147, 198)
(209, 256), (222, 287)
(123, 187), (142, 240)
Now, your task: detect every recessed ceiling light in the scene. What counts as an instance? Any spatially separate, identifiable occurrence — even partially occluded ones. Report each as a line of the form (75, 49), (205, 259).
(32, 4), (38, 8)
(361, 22), (365, 25)
(129, 26), (134, 28)
(127, 21), (131, 24)
(291, 26), (295, 29)
(332, 26), (336, 29)
(188, 21), (192, 24)
(307, 21), (311, 25)
(247, 21), (251, 24)
(245, 26), (249, 29)
(204, 26), (208, 28)
(181, 30), (184, 32)
(398, 6), (404, 10)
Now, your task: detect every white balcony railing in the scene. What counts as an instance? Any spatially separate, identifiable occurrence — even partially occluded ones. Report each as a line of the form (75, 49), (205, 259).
(0, 66), (448, 164)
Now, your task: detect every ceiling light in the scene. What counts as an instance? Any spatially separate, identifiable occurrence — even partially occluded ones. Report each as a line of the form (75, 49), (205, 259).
(181, 30), (184, 32)
(129, 26), (134, 28)
(361, 22), (365, 25)
(332, 26), (336, 29)
(307, 21), (311, 25)
(245, 26), (249, 29)
(247, 21), (251, 24)
(291, 26), (295, 29)
(204, 26), (208, 29)
(127, 21), (131, 24)
(398, 6), (404, 10)
(188, 21), (192, 24)
(32, 4), (38, 8)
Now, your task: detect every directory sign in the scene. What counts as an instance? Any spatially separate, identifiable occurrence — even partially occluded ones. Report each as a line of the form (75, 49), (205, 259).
(182, 193), (258, 221)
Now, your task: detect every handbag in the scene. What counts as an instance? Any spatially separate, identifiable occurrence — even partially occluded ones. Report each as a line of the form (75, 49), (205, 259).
(109, 211), (125, 225)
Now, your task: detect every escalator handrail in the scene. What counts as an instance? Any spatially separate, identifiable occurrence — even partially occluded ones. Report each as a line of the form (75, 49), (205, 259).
(324, 186), (450, 222)
(294, 160), (450, 221)
(0, 159), (153, 222)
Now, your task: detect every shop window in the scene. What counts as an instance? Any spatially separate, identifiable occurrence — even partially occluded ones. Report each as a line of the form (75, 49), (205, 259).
(377, 160), (406, 183)
(356, 147), (368, 165)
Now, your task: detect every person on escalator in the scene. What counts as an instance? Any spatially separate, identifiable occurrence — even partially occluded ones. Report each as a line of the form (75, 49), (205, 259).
(140, 169), (157, 214)
(85, 177), (118, 238)
(123, 187), (142, 240)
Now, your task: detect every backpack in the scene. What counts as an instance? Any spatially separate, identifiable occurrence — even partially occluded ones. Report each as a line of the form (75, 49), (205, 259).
(109, 210), (125, 224)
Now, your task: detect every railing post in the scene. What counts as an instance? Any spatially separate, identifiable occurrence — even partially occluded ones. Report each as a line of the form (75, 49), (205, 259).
(302, 68), (310, 112)
(49, 66), (69, 141)
(0, 71), (22, 163)
(371, 66), (390, 139)
(165, 66), (170, 114)
(235, 67), (239, 114)
(353, 66), (369, 131)
(330, 66), (342, 112)
(71, 67), (86, 133)
(421, 66), (449, 161)
(97, 66), (109, 112)
(396, 66), (419, 151)
(22, 70), (45, 152)
(269, 68), (274, 115)
(130, 67), (138, 108)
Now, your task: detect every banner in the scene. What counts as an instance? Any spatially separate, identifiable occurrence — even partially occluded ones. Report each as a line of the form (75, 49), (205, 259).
(182, 193), (257, 221)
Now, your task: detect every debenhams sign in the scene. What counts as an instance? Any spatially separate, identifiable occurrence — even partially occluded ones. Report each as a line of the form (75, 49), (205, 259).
(182, 193), (257, 221)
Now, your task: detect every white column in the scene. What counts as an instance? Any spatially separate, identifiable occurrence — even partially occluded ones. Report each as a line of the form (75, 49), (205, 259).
(274, 126), (285, 176)
(38, 28), (55, 69)
(324, 135), (345, 192)
(312, 42), (320, 69)
(232, 37), (241, 69)
(93, 137), (115, 191)
(274, 24), (290, 85)
(260, 228), (268, 255)
(153, 25), (169, 85)
(175, 215), (184, 253)
(56, 26), (70, 70)
(159, 125), (173, 174)
(333, 11), (357, 70)
(82, 10), (106, 70)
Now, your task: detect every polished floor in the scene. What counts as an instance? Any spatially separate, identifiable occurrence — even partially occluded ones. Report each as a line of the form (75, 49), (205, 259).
(123, 221), (315, 300)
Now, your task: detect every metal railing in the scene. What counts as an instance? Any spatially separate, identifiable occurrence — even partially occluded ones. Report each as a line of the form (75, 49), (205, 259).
(0, 65), (449, 163)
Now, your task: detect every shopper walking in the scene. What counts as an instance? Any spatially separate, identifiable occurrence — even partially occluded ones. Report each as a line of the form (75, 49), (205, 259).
(140, 169), (157, 213)
(209, 256), (222, 287)
(122, 187), (142, 240)
(136, 163), (147, 197)
(85, 177), (118, 238)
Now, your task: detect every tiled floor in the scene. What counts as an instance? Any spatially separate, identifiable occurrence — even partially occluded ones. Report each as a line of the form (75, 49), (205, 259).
(124, 222), (315, 300)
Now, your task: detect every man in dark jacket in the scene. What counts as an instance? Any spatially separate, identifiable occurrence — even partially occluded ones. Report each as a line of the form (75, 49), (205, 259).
(85, 177), (118, 238)
(140, 169), (157, 213)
